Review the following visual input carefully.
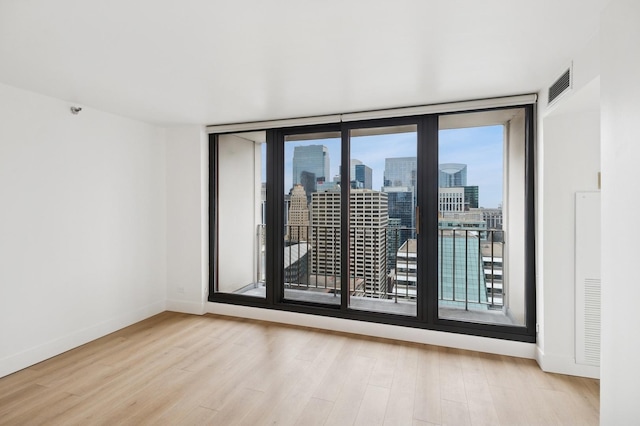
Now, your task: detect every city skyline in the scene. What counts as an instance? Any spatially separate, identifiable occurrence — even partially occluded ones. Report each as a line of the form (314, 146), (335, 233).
(266, 124), (504, 208)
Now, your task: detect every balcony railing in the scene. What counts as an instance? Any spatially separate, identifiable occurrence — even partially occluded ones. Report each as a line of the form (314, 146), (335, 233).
(255, 224), (505, 310)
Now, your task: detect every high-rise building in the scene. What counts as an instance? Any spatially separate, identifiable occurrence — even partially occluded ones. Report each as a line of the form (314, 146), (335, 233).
(463, 185), (479, 209)
(439, 187), (465, 213)
(310, 189), (388, 298)
(383, 157), (418, 272)
(439, 163), (467, 187)
(383, 186), (415, 270)
(354, 164), (372, 189)
(394, 239), (417, 299)
(287, 184), (310, 242)
(384, 157), (417, 188)
(387, 218), (403, 272)
(299, 170), (317, 195)
(350, 159), (363, 177)
(333, 159), (372, 190)
(309, 190), (341, 279)
(350, 190), (388, 298)
(293, 145), (330, 195)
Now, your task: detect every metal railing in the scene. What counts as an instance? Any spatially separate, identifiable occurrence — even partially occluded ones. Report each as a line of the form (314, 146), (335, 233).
(438, 228), (504, 310)
(255, 224), (505, 309)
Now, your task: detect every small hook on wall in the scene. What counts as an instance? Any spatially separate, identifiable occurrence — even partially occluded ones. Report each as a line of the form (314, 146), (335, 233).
(70, 106), (82, 115)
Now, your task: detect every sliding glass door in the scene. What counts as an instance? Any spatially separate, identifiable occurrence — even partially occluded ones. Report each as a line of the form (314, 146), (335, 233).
(210, 103), (535, 342)
(282, 130), (342, 306)
(346, 123), (419, 317)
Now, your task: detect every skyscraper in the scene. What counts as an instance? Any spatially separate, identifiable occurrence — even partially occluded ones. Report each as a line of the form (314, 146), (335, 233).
(384, 187), (415, 271)
(350, 190), (388, 298)
(286, 184), (309, 242)
(293, 145), (330, 195)
(463, 185), (479, 209)
(310, 189), (388, 298)
(439, 163), (467, 187)
(383, 157), (418, 273)
(309, 190), (341, 279)
(384, 157), (417, 188)
(354, 164), (372, 189)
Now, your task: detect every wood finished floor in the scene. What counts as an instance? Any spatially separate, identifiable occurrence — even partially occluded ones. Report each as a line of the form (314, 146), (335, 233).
(0, 312), (599, 425)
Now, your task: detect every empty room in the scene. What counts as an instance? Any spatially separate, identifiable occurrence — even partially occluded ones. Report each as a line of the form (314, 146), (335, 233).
(1, 0), (639, 424)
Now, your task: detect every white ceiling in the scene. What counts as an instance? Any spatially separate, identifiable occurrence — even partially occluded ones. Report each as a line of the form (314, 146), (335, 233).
(0, 0), (609, 126)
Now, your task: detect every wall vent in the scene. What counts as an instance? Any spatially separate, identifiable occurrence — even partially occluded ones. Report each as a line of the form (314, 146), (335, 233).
(575, 192), (601, 367)
(548, 67), (572, 105)
(581, 278), (601, 365)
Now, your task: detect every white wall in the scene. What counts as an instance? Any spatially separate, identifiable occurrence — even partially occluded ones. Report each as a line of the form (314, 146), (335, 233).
(165, 126), (208, 315)
(600, 0), (640, 421)
(535, 24), (602, 378)
(0, 83), (167, 378)
(537, 83), (600, 378)
(505, 110), (526, 325)
(217, 134), (260, 292)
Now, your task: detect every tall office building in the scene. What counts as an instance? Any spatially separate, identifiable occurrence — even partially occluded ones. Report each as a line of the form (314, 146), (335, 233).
(350, 190), (388, 298)
(354, 164), (372, 189)
(286, 184), (310, 242)
(350, 159), (363, 177)
(384, 186), (415, 271)
(384, 157), (417, 188)
(310, 189), (388, 298)
(334, 159), (372, 190)
(387, 218), (403, 272)
(293, 145), (330, 195)
(439, 163), (467, 187)
(383, 157), (417, 273)
(463, 185), (479, 209)
(309, 190), (341, 279)
(299, 170), (317, 195)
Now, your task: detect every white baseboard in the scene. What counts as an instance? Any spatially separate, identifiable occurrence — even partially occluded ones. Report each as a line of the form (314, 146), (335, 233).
(0, 300), (166, 379)
(208, 302), (537, 359)
(536, 346), (600, 379)
(166, 299), (206, 315)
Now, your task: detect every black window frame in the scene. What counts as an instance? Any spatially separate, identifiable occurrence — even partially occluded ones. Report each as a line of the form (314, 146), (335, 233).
(208, 104), (536, 343)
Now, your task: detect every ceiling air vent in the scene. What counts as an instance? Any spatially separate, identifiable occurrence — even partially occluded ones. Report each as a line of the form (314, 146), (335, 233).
(548, 66), (572, 105)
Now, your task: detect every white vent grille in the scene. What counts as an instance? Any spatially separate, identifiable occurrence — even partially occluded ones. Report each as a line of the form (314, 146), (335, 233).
(575, 192), (600, 367)
(582, 278), (601, 365)
(548, 67), (572, 105)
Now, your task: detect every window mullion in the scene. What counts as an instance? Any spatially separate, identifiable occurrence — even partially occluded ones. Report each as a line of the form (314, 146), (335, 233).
(340, 126), (350, 310)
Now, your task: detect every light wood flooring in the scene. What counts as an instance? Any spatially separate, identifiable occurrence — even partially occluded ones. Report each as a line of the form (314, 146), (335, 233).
(0, 311), (599, 425)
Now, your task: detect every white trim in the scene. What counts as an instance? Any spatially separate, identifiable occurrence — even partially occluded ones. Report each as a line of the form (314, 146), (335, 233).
(208, 302), (536, 359)
(206, 94), (537, 134)
(536, 345), (600, 379)
(206, 114), (341, 134)
(166, 299), (206, 315)
(342, 94), (537, 122)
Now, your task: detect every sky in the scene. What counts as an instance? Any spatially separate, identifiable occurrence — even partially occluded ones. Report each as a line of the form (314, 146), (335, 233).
(263, 125), (504, 209)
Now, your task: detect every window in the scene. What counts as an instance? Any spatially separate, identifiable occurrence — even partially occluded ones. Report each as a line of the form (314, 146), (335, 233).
(209, 102), (535, 342)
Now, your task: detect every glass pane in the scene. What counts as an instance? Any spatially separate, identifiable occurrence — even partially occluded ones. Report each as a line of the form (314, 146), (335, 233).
(438, 109), (525, 326)
(216, 131), (266, 298)
(284, 132), (341, 305)
(348, 125), (418, 316)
